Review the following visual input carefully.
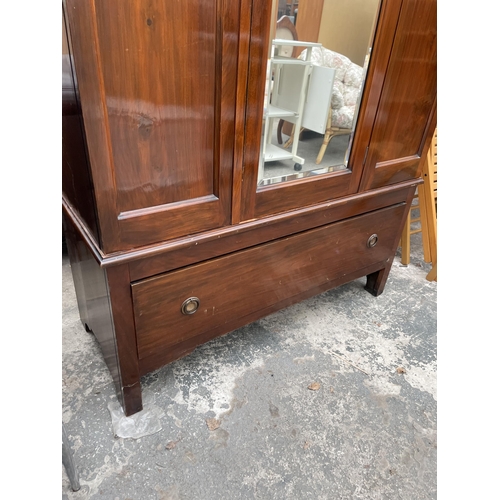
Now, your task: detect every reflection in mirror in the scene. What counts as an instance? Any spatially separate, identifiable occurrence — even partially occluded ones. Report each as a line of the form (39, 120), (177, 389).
(258, 0), (381, 186)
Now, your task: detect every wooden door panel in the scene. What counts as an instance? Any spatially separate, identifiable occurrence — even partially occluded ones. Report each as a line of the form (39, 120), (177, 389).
(94, 0), (216, 212)
(237, 0), (359, 222)
(236, 0), (404, 222)
(65, 0), (237, 253)
(359, 0), (437, 191)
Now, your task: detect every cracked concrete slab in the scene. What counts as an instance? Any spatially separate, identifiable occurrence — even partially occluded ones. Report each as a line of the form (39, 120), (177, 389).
(62, 234), (436, 499)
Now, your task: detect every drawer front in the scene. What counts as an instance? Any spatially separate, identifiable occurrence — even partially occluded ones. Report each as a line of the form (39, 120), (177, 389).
(132, 204), (406, 359)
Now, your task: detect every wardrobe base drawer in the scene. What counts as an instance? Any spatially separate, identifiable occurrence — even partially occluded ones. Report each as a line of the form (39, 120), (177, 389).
(132, 203), (406, 361)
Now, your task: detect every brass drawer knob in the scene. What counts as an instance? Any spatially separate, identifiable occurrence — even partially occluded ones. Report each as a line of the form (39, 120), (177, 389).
(367, 234), (378, 248)
(181, 297), (200, 315)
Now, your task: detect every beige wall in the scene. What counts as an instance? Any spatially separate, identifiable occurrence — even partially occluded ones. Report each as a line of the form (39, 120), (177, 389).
(317, 0), (379, 66)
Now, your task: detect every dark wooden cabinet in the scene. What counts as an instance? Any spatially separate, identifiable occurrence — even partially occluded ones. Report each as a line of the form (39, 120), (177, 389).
(62, 0), (436, 416)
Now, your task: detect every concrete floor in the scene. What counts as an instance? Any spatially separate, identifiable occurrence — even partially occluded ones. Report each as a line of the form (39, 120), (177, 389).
(62, 232), (437, 500)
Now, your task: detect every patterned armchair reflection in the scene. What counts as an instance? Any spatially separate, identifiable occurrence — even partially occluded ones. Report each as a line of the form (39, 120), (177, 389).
(281, 47), (364, 165)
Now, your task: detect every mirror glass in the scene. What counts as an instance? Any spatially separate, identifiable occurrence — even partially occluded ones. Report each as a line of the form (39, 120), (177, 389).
(258, 0), (381, 186)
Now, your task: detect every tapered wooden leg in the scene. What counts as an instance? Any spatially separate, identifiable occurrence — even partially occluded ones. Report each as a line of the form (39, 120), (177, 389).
(418, 184), (432, 263)
(365, 184), (420, 296)
(421, 148), (437, 270)
(107, 265), (143, 416)
(400, 214), (411, 265)
(426, 261), (437, 281)
(365, 266), (392, 297)
(64, 213), (143, 417)
(316, 109), (333, 164)
(316, 134), (333, 164)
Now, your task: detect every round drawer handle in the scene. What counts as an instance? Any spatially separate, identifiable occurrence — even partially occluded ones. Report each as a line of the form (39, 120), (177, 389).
(181, 297), (200, 315)
(367, 234), (378, 248)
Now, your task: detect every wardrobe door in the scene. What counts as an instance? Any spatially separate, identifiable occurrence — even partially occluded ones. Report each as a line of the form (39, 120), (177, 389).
(358, 0), (437, 191)
(64, 0), (238, 253)
(234, 0), (407, 223)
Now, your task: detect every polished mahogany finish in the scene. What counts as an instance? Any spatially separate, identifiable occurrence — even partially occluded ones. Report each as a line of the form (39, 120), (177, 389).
(126, 180), (419, 281)
(133, 203), (406, 360)
(359, 0), (437, 190)
(64, 0), (238, 252)
(62, 0), (437, 416)
(62, 11), (99, 242)
(63, 214), (143, 415)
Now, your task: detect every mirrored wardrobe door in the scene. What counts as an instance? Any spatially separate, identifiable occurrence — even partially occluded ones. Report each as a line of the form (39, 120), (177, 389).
(236, 0), (393, 223)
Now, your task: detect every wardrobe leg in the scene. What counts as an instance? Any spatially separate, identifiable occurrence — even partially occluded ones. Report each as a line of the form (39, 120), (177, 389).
(364, 266), (391, 297)
(106, 265), (143, 416)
